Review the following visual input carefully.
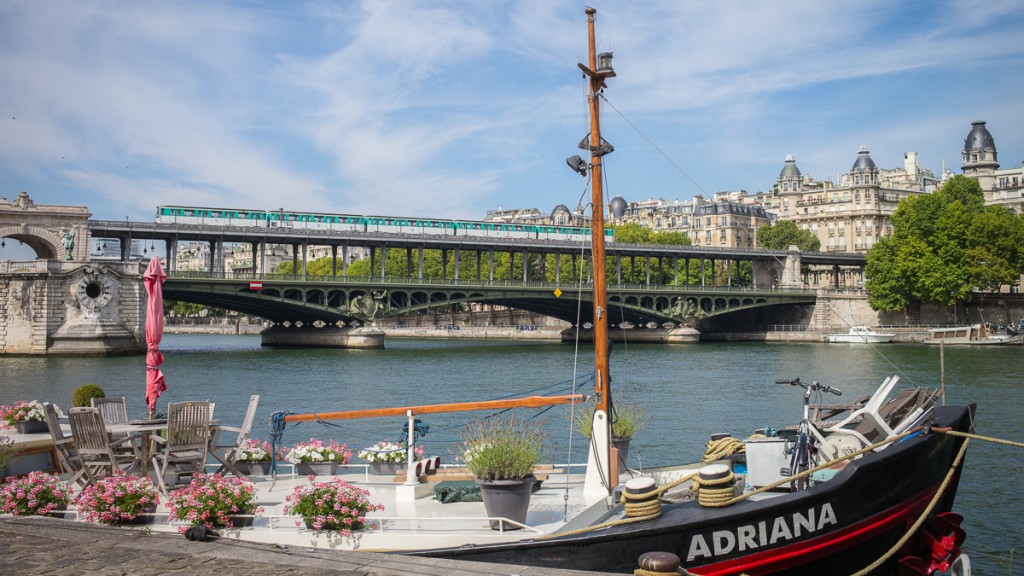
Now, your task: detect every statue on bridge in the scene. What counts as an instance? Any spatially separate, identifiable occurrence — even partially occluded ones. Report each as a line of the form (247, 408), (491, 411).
(667, 297), (704, 325)
(339, 290), (388, 323)
(60, 228), (76, 260)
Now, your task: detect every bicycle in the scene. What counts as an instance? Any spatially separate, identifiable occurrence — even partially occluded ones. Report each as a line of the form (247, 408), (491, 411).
(774, 377), (842, 490)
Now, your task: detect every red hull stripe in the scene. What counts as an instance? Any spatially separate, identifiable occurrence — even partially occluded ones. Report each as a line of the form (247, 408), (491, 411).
(690, 483), (943, 575)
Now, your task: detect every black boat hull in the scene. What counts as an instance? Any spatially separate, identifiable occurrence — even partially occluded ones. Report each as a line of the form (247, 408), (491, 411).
(411, 404), (974, 575)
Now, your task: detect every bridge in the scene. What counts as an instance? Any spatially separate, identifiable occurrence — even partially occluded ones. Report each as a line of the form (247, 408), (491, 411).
(166, 272), (817, 329)
(1, 194), (861, 353)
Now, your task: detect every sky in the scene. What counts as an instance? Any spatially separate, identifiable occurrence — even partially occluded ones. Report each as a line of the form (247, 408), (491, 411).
(2, 0), (1023, 232)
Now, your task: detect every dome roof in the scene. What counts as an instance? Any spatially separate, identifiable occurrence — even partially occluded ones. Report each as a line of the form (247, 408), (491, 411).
(779, 154), (801, 180)
(551, 204), (571, 218)
(963, 120), (996, 153)
(852, 145), (876, 171)
(609, 196), (627, 218)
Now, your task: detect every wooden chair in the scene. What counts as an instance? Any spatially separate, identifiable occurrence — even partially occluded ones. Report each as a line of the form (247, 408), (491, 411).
(67, 407), (137, 483)
(43, 403), (87, 487)
(209, 395), (259, 477)
(91, 396), (137, 457)
(151, 401), (213, 495)
(91, 397), (129, 426)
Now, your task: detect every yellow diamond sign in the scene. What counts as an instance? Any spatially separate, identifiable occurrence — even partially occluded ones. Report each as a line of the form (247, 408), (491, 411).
(553, 288), (563, 298)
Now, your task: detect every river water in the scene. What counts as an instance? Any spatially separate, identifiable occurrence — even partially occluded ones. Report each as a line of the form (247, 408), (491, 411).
(2, 335), (1020, 572)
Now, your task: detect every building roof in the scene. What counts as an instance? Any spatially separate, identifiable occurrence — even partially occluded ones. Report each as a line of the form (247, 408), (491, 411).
(852, 146), (877, 172)
(963, 120), (996, 153)
(779, 154), (802, 180)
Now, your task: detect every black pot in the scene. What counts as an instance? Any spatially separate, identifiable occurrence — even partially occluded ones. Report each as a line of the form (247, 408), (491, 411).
(476, 475), (535, 530)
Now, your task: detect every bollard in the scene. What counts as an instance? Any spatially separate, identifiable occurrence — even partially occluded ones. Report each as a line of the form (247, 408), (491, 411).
(636, 551), (681, 576)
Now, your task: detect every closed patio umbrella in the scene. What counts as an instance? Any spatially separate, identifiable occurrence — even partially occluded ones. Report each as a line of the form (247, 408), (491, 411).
(143, 257), (167, 417)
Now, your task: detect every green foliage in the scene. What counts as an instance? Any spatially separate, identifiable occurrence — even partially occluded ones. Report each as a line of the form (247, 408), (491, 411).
(865, 175), (1024, 310)
(613, 222), (655, 244)
(0, 436), (13, 474)
(460, 412), (547, 481)
(573, 399), (648, 439)
(72, 384), (105, 408)
(166, 300), (215, 317)
(756, 220), (820, 251)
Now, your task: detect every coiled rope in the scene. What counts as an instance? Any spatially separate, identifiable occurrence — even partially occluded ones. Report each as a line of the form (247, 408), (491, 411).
(702, 435), (758, 464)
(692, 468), (736, 508)
(701, 436), (741, 463)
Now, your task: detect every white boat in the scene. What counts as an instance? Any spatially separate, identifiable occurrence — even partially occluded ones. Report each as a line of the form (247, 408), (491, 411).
(827, 326), (895, 344)
(924, 324), (1023, 345)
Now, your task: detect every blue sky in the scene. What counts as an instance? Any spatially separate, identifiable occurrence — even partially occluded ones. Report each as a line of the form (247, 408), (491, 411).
(2, 0), (1023, 228)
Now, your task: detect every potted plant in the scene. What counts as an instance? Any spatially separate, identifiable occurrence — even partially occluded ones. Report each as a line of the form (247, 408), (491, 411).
(0, 471), (71, 517)
(573, 399), (647, 472)
(461, 412), (547, 530)
(284, 477), (383, 534)
(285, 438), (352, 476)
(235, 439), (275, 475)
(166, 473), (262, 530)
(0, 400), (54, 434)
(358, 440), (424, 475)
(75, 472), (160, 525)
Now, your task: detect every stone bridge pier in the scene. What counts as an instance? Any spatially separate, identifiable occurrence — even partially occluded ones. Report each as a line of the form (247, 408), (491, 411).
(751, 245), (804, 288)
(1, 192), (145, 355)
(0, 260), (145, 355)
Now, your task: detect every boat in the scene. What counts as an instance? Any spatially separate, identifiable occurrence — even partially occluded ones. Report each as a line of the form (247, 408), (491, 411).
(828, 325), (895, 344)
(249, 9), (976, 574)
(924, 324), (1023, 345)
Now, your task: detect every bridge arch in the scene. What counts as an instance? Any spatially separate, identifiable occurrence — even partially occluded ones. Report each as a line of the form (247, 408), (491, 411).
(0, 225), (62, 259)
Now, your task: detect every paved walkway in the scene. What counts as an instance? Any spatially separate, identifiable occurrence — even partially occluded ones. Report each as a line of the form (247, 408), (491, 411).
(1, 517), (621, 576)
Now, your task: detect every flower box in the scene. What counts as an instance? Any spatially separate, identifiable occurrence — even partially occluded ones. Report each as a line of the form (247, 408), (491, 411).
(14, 420), (48, 435)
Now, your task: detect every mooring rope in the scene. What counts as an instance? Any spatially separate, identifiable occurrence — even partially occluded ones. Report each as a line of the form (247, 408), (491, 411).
(940, 429), (1024, 448)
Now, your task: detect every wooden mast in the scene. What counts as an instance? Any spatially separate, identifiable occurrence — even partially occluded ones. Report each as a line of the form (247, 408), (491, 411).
(580, 6), (615, 493)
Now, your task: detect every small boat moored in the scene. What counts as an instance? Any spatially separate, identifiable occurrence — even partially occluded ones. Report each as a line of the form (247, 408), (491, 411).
(828, 325), (895, 344)
(924, 324), (1023, 345)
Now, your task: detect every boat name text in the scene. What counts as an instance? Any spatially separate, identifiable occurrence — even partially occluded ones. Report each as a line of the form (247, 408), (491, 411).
(686, 503), (837, 562)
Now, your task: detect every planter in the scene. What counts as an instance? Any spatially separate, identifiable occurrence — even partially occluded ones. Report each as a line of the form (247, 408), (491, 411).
(476, 475), (535, 530)
(241, 461), (272, 476)
(224, 514), (255, 528)
(612, 437), (631, 473)
(14, 420), (48, 434)
(115, 504), (158, 526)
(295, 462), (339, 476)
(368, 461), (405, 476)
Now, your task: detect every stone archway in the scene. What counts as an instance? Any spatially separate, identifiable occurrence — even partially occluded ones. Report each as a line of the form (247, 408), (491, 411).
(0, 192), (92, 260)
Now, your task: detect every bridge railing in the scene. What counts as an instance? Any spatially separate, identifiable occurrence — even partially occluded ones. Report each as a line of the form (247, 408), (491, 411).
(168, 271), (817, 295)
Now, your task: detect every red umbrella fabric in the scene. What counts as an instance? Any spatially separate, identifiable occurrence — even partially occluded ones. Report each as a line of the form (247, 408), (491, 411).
(143, 257), (167, 416)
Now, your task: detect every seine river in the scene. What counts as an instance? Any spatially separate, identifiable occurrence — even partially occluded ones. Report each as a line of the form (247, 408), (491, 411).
(2, 335), (1020, 572)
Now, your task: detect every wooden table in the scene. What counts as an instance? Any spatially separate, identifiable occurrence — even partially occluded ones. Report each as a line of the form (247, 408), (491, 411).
(106, 420), (168, 475)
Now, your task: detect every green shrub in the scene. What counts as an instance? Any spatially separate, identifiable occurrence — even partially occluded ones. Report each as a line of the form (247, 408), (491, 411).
(573, 399), (648, 440)
(460, 412), (547, 481)
(72, 384), (105, 407)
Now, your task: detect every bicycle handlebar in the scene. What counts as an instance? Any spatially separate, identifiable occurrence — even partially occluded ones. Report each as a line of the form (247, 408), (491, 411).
(774, 378), (842, 396)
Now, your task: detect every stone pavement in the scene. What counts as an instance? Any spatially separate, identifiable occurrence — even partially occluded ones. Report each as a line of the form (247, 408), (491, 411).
(1, 516), (622, 576)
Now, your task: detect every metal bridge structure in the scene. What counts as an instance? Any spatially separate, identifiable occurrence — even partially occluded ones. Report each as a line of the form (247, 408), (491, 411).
(165, 272), (818, 328)
(84, 218), (863, 328)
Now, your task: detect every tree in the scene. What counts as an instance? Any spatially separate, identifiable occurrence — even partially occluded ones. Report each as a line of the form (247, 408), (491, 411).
(756, 220), (820, 251)
(864, 175), (1024, 311)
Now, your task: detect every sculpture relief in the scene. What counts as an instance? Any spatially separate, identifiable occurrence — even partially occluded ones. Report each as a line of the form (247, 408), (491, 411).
(338, 290), (387, 322)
